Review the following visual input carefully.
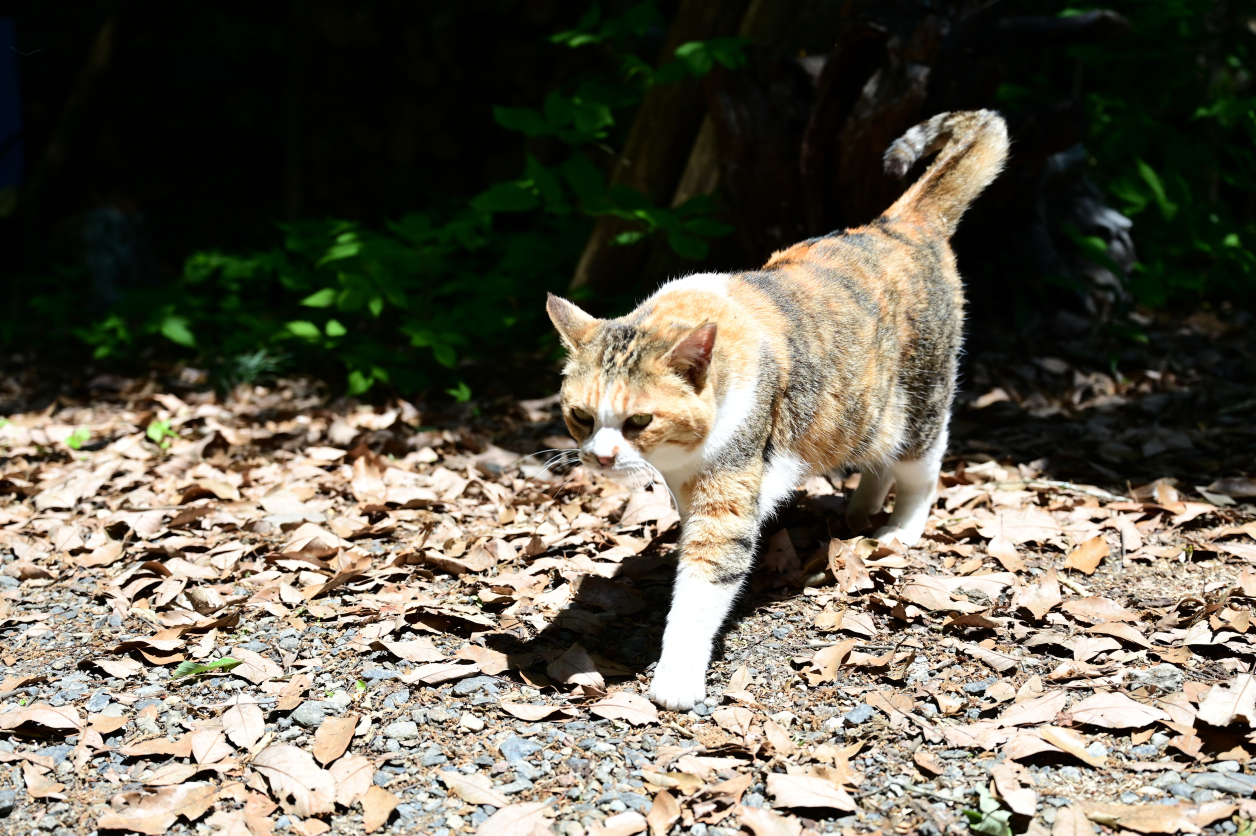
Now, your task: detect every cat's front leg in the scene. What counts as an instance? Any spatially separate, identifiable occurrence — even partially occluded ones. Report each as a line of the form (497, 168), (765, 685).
(649, 481), (759, 711)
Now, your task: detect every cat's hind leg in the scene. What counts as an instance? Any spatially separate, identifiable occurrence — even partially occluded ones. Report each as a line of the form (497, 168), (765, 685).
(874, 421), (947, 546)
(846, 463), (893, 535)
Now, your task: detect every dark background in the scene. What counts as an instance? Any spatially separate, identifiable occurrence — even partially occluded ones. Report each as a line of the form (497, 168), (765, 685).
(1, 0), (1253, 402)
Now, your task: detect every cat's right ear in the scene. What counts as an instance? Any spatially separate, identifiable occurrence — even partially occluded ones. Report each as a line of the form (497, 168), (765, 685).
(546, 293), (599, 352)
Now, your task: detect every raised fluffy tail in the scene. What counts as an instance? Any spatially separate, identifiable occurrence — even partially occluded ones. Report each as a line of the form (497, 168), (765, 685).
(882, 110), (1009, 237)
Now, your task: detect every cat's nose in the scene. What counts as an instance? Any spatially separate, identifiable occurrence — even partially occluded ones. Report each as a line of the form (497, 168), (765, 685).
(596, 452), (617, 468)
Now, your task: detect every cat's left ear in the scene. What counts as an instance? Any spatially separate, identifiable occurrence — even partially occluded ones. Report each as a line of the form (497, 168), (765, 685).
(547, 293), (599, 352)
(665, 322), (717, 391)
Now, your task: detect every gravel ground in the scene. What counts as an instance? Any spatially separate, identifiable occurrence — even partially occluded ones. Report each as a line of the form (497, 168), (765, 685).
(0, 310), (1253, 836)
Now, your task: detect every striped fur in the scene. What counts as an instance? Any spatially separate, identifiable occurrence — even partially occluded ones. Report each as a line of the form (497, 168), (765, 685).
(547, 111), (1008, 710)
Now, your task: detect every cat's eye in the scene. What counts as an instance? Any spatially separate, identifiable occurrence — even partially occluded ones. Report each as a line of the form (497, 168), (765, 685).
(570, 407), (594, 424)
(626, 414), (653, 429)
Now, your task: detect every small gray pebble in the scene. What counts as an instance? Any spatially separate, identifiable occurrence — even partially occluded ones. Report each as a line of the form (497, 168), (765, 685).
(85, 692), (111, 713)
(1058, 766), (1083, 781)
(962, 681), (990, 695)
(453, 676), (499, 696)
(1120, 791), (1141, 804)
(35, 745), (74, 765)
(1129, 744), (1159, 758)
(384, 721), (419, 741)
(362, 668), (400, 681)
(0, 789), (14, 816)
(1167, 782), (1196, 800)
(500, 736), (543, 763)
(373, 770), (392, 787)
(771, 627), (790, 640)
(844, 703), (874, 725)
(290, 701), (327, 729)
(497, 779), (533, 794)
(690, 702), (711, 717)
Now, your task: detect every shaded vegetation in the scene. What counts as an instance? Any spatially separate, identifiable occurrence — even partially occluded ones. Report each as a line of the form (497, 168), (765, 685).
(2, 0), (1254, 399)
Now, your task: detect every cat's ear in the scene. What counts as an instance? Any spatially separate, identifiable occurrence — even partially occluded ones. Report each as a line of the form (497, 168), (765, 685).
(665, 322), (717, 390)
(546, 293), (599, 351)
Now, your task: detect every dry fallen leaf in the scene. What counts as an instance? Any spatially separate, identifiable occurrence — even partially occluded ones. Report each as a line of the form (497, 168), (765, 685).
(766, 773), (858, 812)
(546, 643), (605, 690)
(1082, 800), (1235, 834)
(361, 785), (399, 833)
(95, 783), (219, 835)
(1052, 803), (1098, 836)
(1068, 692), (1169, 729)
(587, 811), (647, 836)
(477, 801), (554, 836)
(1012, 567), (1062, 620)
(251, 744), (336, 816)
(439, 770), (510, 808)
(312, 714), (358, 765)
(710, 706), (755, 738)
(0, 703), (83, 735)
(589, 691), (658, 726)
(1063, 535), (1109, 575)
(329, 753), (374, 807)
(996, 690), (1068, 728)
(735, 805), (802, 836)
(1197, 674), (1256, 727)
(646, 790), (680, 836)
(221, 699), (265, 750)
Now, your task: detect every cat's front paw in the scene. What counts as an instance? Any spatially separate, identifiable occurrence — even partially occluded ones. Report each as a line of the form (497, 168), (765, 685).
(649, 665), (707, 712)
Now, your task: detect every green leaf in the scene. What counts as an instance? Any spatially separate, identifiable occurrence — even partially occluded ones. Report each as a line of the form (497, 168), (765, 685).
(146, 419), (175, 444)
(301, 288), (337, 307)
(962, 785), (1013, 836)
(65, 428), (90, 450)
(286, 320), (322, 340)
(432, 343), (457, 368)
(368, 295), (385, 317)
(493, 106), (550, 137)
(347, 369), (374, 396)
(1136, 159), (1179, 220)
(667, 230), (708, 259)
(318, 241), (363, 266)
(471, 182), (540, 214)
(160, 315), (196, 348)
(446, 381), (472, 403)
(611, 230), (649, 247)
(325, 319), (347, 337)
(171, 657), (242, 680)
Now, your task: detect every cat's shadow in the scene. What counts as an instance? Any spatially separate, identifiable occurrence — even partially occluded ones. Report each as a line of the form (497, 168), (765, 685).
(488, 492), (868, 693)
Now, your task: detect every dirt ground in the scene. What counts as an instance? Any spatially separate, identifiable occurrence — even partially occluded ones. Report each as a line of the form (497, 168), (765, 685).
(0, 308), (1254, 836)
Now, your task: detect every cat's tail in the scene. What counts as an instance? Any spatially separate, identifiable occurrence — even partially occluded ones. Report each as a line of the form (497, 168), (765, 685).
(882, 110), (1009, 237)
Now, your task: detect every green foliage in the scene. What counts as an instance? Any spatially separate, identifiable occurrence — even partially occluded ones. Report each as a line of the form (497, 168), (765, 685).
(1040, 1), (1256, 307)
(171, 657), (242, 680)
(962, 785), (1013, 836)
(10, 0), (737, 397)
(64, 428), (90, 450)
(146, 418), (177, 449)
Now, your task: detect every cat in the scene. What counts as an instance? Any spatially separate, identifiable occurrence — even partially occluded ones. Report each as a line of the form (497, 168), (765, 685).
(546, 110), (1008, 710)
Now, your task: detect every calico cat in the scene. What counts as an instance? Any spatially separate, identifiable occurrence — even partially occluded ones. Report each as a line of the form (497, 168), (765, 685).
(546, 110), (1008, 710)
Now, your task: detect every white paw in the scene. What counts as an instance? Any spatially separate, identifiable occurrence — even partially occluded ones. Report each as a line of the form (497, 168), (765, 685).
(873, 525), (922, 547)
(649, 664), (708, 712)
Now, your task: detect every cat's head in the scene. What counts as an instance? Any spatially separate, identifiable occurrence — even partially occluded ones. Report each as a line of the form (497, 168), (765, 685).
(546, 293), (718, 479)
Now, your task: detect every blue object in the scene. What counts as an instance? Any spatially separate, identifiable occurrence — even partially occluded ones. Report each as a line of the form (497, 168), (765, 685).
(0, 18), (23, 191)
